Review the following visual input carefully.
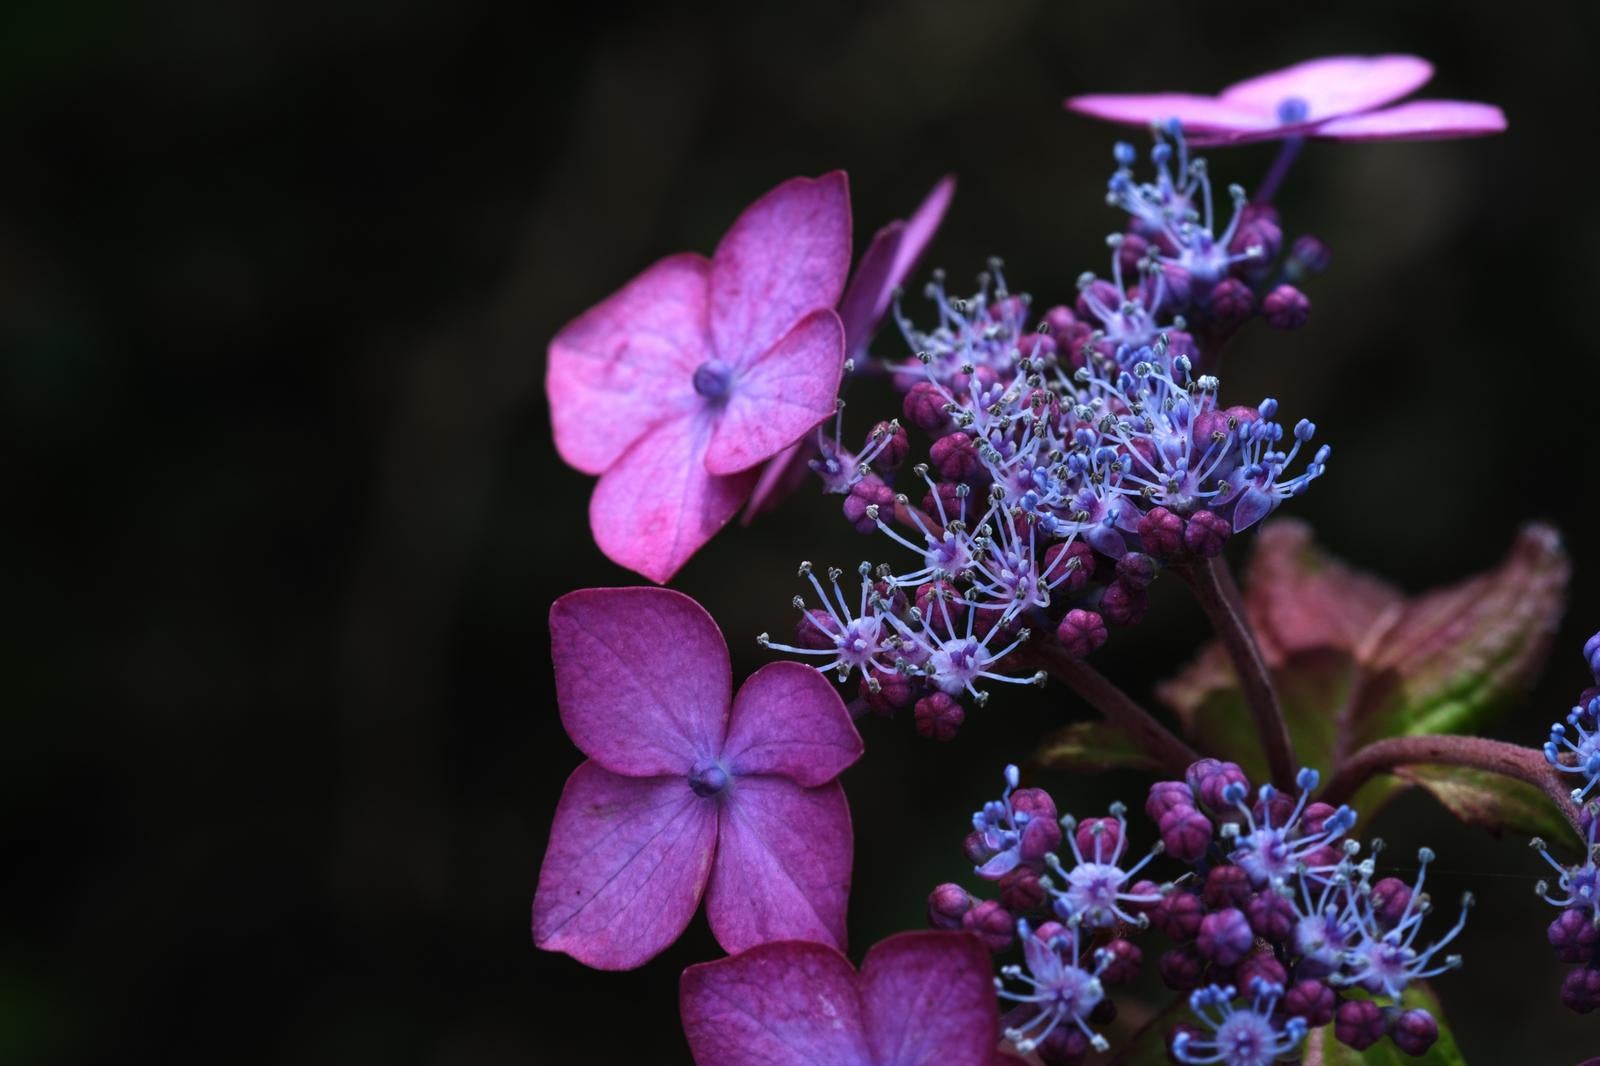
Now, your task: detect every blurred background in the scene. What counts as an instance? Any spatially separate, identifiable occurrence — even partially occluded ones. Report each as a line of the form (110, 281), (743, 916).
(4, 0), (1597, 1062)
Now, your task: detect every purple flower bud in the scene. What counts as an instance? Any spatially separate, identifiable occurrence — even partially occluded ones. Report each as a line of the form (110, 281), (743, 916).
(1055, 609), (1108, 659)
(1236, 949), (1287, 993)
(1230, 207), (1283, 264)
(963, 830), (992, 866)
(914, 692), (964, 741)
(1262, 284), (1310, 330)
(1152, 890), (1205, 941)
(859, 667), (915, 715)
(1100, 580), (1149, 626)
(1196, 907), (1253, 966)
(1206, 277), (1255, 327)
(1012, 787), (1058, 825)
(1586, 631), (1600, 681)
(961, 899), (1015, 953)
(1138, 506), (1186, 559)
(864, 420), (909, 471)
(1246, 890), (1296, 942)
(1159, 944), (1206, 991)
(1284, 979), (1337, 1028)
(1015, 331), (1057, 364)
(1115, 551), (1159, 591)
(1287, 234), (1332, 277)
(1075, 816), (1125, 862)
(1184, 511), (1232, 558)
(1076, 279), (1121, 323)
(999, 867), (1049, 913)
(1035, 1027), (1090, 1066)
(1187, 759), (1249, 813)
(795, 609), (839, 651)
(926, 882), (974, 930)
(1202, 865), (1252, 911)
(1549, 909), (1600, 964)
(1252, 789), (1296, 827)
(920, 481), (965, 526)
(1369, 877), (1414, 930)
(929, 432), (985, 485)
(1300, 801), (1338, 834)
(1563, 964), (1600, 1013)
(903, 381), (954, 436)
(1335, 999), (1385, 1051)
(1390, 1008), (1439, 1056)
(1043, 304), (1077, 339)
(1044, 540), (1096, 596)
(1020, 813), (1063, 864)
(1159, 805), (1214, 863)
(1146, 780), (1194, 822)
(1101, 938), (1143, 986)
(1117, 231), (1149, 276)
(915, 580), (961, 631)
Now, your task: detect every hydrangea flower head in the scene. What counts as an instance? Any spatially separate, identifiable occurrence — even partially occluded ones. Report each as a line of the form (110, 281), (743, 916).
(548, 173), (851, 581)
(680, 931), (1000, 1066)
(997, 918), (1112, 1054)
(1067, 55), (1506, 145)
(533, 587), (863, 969)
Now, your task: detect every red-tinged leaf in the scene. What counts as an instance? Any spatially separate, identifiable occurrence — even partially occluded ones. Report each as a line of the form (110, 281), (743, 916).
(1390, 764), (1573, 841)
(1031, 720), (1161, 774)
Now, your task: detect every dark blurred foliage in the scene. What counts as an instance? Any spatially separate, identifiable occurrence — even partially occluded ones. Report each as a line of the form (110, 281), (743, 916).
(3, 0), (1598, 1062)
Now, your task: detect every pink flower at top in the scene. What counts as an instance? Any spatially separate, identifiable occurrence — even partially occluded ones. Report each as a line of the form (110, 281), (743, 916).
(680, 932), (1009, 1066)
(533, 587), (864, 970)
(1067, 54), (1506, 144)
(547, 174), (852, 583)
(744, 175), (956, 523)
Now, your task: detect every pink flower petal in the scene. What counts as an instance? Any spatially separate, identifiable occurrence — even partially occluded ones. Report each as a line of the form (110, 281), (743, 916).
(1219, 54), (1434, 123)
(705, 777), (853, 954)
(1064, 92), (1271, 134)
(589, 410), (757, 583)
(1311, 99), (1508, 141)
(680, 941), (872, 1066)
(859, 932), (1000, 1066)
(722, 661), (863, 786)
(548, 586), (731, 775)
(837, 175), (956, 358)
(704, 309), (845, 476)
(710, 172), (852, 368)
(532, 761), (717, 970)
(547, 253), (710, 475)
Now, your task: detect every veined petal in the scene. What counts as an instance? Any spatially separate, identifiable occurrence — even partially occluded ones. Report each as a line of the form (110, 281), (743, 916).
(705, 309), (845, 476)
(710, 172), (851, 367)
(532, 762), (717, 970)
(549, 586), (731, 775)
(590, 410), (757, 584)
(1311, 99), (1507, 141)
(722, 661), (862, 786)
(859, 932), (1000, 1066)
(706, 777), (852, 954)
(1219, 54), (1434, 123)
(680, 941), (872, 1066)
(547, 253), (709, 474)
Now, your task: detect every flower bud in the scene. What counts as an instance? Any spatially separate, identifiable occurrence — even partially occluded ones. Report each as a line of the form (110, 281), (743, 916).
(1074, 816), (1124, 863)
(1055, 609), (1108, 659)
(1043, 540), (1096, 595)
(1101, 938), (1142, 986)
(859, 667), (915, 715)
(1549, 908), (1600, 964)
(1186, 759), (1249, 813)
(1262, 284), (1310, 330)
(1245, 890), (1296, 942)
(1020, 813), (1063, 864)
(842, 477), (894, 533)
(999, 867), (1048, 913)
(1138, 506), (1186, 559)
(795, 609), (839, 651)
(1196, 907), (1253, 966)
(1158, 805), (1213, 863)
(1146, 780), (1193, 822)
(1390, 1008), (1439, 1056)
(903, 381), (954, 436)
(1235, 948), (1286, 993)
(914, 693), (964, 741)
(1283, 979), (1336, 1028)
(1184, 511), (1232, 558)
(1151, 889), (1205, 942)
(1201, 865), (1252, 911)
(865, 420), (909, 470)
(929, 432), (985, 485)
(926, 882), (974, 930)
(1335, 999), (1385, 1051)
(1115, 551), (1158, 591)
(1369, 877), (1413, 930)
(1206, 277), (1255, 327)
(962, 831), (992, 866)
(1158, 944), (1206, 991)
(921, 481), (966, 526)
(1099, 580), (1148, 626)
(1287, 234), (1332, 278)
(961, 899), (1015, 953)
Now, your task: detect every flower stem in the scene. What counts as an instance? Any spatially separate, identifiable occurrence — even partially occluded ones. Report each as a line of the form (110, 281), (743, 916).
(1320, 734), (1584, 840)
(1032, 639), (1199, 776)
(1181, 555), (1298, 789)
(1254, 135), (1304, 205)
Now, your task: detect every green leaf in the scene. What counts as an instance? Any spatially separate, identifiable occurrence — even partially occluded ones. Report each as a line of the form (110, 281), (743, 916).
(1388, 764), (1573, 841)
(1304, 983), (1467, 1065)
(1030, 719), (1160, 774)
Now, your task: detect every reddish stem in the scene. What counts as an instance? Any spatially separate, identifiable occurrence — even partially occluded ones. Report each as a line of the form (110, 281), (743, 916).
(1032, 639), (1199, 776)
(1320, 734), (1583, 841)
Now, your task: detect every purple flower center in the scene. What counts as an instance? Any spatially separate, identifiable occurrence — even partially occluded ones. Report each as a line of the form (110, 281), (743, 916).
(688, 761), (730, 797)
(1276, 96), (1310, 124)
(692, 358), (734, 400)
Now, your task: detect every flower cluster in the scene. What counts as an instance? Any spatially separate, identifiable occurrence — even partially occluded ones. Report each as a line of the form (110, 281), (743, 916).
(1533, 811), (1600, 1014)
(929, 761), (1470, 1064)
(763, 128), (1329, 731)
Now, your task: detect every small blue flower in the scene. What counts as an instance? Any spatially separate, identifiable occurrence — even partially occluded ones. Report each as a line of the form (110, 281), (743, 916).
(1173, 978), (1308, 1066)
(997, 918), (1113, 1054)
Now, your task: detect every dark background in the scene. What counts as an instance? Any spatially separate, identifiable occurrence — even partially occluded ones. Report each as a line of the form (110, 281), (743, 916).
(5, 0), (1598, 1062)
